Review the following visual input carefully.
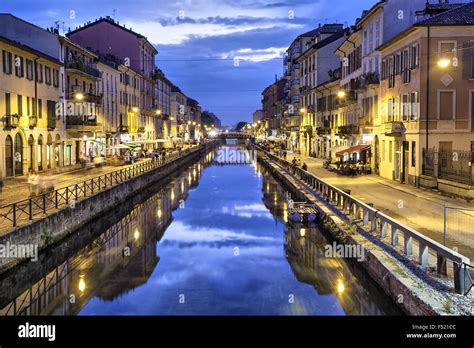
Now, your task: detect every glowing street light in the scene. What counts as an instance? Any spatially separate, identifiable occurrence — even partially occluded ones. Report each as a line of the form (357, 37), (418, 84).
(192, 121), (196, 126)
(132, 107), (139, 113)
(336, 279), (345, 294)
(134, 229), (140, 241)
(75, 93), (84, 101)
(156, 109), (162, 115)
(437, 58), (451, 69)
(299, 108), (306, 114)
(187, 120), (192, 125)
(337, 90), (346, 99)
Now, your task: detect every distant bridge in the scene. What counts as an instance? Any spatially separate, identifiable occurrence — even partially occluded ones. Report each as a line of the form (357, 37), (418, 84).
(216, 131), (252, 139)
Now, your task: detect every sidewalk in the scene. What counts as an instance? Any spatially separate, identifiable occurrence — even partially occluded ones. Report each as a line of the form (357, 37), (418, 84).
(0, 159), (152, 206)
(285, 152), (474, 260)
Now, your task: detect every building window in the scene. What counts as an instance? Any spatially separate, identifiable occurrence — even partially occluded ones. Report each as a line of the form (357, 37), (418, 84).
(36, 63), (43, 83)
(14, 55), (24, 77)
(411, 141), (416, 167)
(53, 69), (59, 87)
(38, 99), (42, 118)
(17, 95), (22, 116)
(438, 90), (455, 120)
(45, 66), (51, 85)
(5, 93), (11, 115)
(27, 96), (30, 115)
(2, 50), (12, 74)
(26, 59), (34, 80)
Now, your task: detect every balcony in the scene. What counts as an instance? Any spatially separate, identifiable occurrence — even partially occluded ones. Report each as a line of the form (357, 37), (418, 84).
(299, 85), (310, 94)
(291, 78), (300, 86)
(336, 90), (357, 107)
(118, 125), (129, 133)
(291, 47), (301, 57)
(357, 116), (373, 128)
(66, 89), (103, 105)
(3, 114), (19, 129)
(65, 59), (100, 78)
(316, 120), (331, 136)
(66, 115), (102, 132)
(383, 121), (405, 136)
(291, 95), (301, 103)
(358, 72), (380, 90)
(337, 124), (359, 136)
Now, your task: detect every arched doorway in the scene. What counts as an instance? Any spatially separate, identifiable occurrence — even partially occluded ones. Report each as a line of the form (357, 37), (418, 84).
(28, 135), (34, 172)
(14, 133), (23, 176)
(37, 134), (44, 171)
(5, 135), (13, 177)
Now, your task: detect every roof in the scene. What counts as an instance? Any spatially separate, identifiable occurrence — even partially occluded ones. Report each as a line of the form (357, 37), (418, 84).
(356, 1), (385, 26)
(67, 16), (157, 53)
(377, 2), (474, 52)
(0, 35), (62, 65)
(414, 2), (474, 26)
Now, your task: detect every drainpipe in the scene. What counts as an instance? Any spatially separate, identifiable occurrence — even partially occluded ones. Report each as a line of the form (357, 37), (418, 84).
(425, 26), (431, 174)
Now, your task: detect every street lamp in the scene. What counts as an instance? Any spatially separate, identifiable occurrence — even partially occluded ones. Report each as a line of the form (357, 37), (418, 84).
(437, 58), (451, 68)
(337, 90), (346, 99)
(299, 108), (306, 114)
(156, 109), (162, 115)
(132, 107), (139, 113)
(187, 120), (192, 125)
(75, 93), (84, 101)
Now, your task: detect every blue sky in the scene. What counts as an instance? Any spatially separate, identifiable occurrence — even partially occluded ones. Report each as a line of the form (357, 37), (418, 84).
(0, 0), (377, 126)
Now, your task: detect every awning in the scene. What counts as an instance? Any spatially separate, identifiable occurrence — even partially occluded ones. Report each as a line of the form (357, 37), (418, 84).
(336, 145), (371, 157)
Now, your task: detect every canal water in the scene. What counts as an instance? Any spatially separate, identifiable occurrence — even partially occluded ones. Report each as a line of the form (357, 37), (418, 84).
(0, 144), (402, 316)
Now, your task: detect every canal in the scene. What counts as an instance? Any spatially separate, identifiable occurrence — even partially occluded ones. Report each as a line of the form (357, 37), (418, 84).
(0, 144), (402, 316)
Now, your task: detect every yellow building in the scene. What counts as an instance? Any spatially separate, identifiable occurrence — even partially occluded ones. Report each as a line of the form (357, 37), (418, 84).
(0, 36), (64, 178)
(61, 37), (103, 164)
(377, 3), (474, 198)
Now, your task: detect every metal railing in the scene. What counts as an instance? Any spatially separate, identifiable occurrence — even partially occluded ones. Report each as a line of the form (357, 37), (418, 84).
(0, 143), (210, 230)
(257, 146), (471, 294)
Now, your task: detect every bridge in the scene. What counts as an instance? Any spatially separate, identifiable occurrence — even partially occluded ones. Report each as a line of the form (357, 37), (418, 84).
(215, 131), (252, 139)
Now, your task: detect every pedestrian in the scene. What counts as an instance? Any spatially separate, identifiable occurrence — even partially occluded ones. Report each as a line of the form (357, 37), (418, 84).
(283, 150), (287, 161)
(302, 162), (308, 171)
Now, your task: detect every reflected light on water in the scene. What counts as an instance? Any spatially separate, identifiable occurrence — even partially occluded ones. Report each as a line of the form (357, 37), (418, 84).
(337, 279), (345, 295)
(78, 277), (86, 293)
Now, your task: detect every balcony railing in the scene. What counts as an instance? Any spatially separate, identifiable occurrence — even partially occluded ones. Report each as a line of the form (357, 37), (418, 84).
(118, 125), (129, 133)
(336, 90), (357, 107)
(66, 91), (103, 105)
(66, 115), (101, 131)
(316, 120), (331, 135)
(357, 116), (373, 128)
(383, 121), (405, 136)
(337, 124), (359, 136)
(65, 59), (100, 78)
(291, 95), (301, 103)
(3, 114), (19, 129)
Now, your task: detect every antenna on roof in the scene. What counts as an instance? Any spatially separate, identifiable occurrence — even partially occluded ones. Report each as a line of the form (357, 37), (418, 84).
(113, 9), (116, 20)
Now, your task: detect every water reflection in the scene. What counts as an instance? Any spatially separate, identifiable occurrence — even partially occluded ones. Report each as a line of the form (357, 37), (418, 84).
(0, 146), (401, 316)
